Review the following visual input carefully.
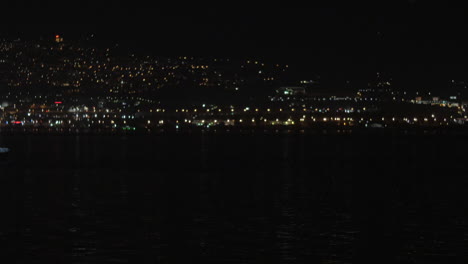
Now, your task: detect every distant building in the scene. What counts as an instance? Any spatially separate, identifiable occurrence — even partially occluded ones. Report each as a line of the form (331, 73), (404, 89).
(445, 80), (468, 102)
(55, 35), (64, 43)
(359, 72), (393, 101)
(276, 87), (306, 96)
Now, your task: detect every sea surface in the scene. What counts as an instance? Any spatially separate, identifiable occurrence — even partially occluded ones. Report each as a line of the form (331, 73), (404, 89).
(1, 131), (468, 263)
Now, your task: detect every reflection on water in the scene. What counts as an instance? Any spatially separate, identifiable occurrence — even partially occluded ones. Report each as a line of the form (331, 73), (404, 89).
(0, 133), (468, 263)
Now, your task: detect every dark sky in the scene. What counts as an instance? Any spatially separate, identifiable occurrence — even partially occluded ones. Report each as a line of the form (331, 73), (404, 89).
(2, 1), (468, 90)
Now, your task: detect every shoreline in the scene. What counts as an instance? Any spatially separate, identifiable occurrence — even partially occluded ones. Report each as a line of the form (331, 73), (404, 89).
(1, 125), (468, 136)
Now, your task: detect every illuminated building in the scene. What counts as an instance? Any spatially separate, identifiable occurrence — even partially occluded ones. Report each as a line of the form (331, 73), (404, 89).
(359, 72), (393, 101)
(276, 87), (306, 96)
(55, 35), (64, 43)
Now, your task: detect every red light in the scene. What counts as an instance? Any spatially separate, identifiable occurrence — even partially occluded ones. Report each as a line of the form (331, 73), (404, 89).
(13, 121), (22, 124)
(56, 35), (60, 39)
(55, 101), (62, 104)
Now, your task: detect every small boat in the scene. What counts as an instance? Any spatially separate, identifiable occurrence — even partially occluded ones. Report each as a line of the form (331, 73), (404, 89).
(0, 147), (9, 162)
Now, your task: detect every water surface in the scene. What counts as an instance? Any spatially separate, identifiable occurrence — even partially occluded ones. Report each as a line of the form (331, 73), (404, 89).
(1, 132), (467, 263)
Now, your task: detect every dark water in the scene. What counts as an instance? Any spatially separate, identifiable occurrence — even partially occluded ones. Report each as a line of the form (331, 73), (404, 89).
(1, 132), (468, 263)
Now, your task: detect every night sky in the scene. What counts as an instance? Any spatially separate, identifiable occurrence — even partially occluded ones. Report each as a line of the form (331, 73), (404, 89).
(2, 1), (468, 91)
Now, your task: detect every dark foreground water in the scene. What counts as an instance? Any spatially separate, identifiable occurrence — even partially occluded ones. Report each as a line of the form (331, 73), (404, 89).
(1, 132), (468, 263)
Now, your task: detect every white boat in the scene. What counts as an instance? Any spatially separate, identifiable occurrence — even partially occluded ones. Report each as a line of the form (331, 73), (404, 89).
(0, 148), (9, 161)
